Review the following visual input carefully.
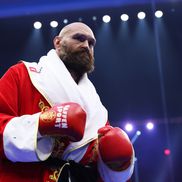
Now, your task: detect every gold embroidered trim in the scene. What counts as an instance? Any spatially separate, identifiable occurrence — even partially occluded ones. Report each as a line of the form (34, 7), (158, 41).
(49, 169), (59, 182)
(63, 136), (97, 157)
(39, 99), (50, 112)
(51, 137), (68, 158)
(88, 138), (99, 163)
(56, 163), (70, 182)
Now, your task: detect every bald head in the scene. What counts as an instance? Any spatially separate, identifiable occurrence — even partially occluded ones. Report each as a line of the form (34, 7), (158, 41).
(58, 22), (95, 39)
(53, 22), (96, 78)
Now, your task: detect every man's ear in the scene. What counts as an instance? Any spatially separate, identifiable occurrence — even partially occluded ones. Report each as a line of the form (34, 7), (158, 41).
(53, 36), (61, 49)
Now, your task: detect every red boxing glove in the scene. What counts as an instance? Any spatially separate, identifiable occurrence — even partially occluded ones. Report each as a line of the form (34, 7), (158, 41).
(98, 126), (133, 171)
(39, 102), (86, 142)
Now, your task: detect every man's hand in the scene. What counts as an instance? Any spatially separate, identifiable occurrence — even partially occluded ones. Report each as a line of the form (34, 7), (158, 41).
(39, 102), (86, 142)
(98, 126), (133, 171)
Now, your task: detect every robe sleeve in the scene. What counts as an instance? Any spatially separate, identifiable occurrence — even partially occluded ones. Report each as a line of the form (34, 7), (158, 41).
(0, 64), (54, 162)
(97, 149), (135, 182)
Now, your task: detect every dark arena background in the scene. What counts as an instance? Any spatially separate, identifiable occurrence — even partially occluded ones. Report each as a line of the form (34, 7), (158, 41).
(0, 0), (182, 181)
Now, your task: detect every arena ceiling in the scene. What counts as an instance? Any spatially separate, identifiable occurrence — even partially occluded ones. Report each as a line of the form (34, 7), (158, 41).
(0, 0), (182, 18)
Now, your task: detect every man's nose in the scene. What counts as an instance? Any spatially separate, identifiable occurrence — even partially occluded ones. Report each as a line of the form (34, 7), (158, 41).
(82, 40), (89, 49)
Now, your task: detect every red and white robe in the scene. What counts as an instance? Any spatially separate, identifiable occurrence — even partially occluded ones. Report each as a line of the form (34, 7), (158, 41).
(0, 49), (134, 182)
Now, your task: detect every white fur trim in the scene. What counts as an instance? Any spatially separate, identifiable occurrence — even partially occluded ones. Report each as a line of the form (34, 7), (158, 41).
(36, 132), (54, 161)
(62, 143), (89, 162)
(3, 113), (53, 162)
(98, 150), (135, 182)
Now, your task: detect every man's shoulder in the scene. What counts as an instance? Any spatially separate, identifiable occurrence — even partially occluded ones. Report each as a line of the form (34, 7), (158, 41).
(8, 61), (29, 76)
(10, 60), (25, 68)
(1, 61), (30, 82)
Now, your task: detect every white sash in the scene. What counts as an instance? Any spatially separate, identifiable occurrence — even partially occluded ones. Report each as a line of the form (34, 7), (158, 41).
(23, 49), (108, 158)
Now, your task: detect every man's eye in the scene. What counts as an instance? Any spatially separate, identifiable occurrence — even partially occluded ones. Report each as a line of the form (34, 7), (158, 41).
(89, 40), (95, 47)
(73, 35), (86, 42)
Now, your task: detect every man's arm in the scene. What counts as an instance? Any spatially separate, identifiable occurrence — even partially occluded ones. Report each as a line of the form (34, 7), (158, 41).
(0, 64), (86, 162)
(0, 65), (48, 162)
(0, 66), (20, 159)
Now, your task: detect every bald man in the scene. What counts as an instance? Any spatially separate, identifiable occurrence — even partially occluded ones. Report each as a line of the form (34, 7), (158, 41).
(0, 22), (135, 182)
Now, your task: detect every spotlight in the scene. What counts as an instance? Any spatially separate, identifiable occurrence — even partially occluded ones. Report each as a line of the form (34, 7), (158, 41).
(136, 130), (141, 136)
(33, 21), (42, 29)
(125, 123), (133, 132)
(155, 10), (163, 18)
(63, 19), (68, 24)
(102, 15), (111, 23)
(50, 21), (58, 28)
(78, 17), (82, 22)
(164, 148), (171, 156)
(131, 130), (141, 144)
(92, 16), (97, 21)
(146, 122), (154, 130)
(137, 12), (146, 20)
(120, 14), (129, 21)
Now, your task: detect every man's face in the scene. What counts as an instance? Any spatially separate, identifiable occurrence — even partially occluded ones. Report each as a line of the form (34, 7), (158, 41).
(57, 25), (96, 75)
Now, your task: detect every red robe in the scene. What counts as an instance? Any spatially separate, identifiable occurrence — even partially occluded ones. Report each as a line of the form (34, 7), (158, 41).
(0, 62), (96, 181)
(0, 61), (133, 182)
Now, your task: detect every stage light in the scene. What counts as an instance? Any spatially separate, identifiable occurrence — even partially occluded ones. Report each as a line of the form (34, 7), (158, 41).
(33, 21), (42, 29)
(136, 130), (141, 136)
(125, 123), (133, 132)
(155, 10), (163, 18)
(92, 16), (97, 21)
(146, 122), (154, 130)
(137, 12), (146, 20)
(102, 15), (111, 23)
(131, 130), (141, 144)
(50, 21), (58, 28)
(63, 19), (68, 24)
(164, 148), (171, 156)
(78, 17), (82, 22)
(120, 14), (129, 21)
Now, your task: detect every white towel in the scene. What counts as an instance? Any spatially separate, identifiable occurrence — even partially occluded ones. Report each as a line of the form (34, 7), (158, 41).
(23, 49), (108, 158)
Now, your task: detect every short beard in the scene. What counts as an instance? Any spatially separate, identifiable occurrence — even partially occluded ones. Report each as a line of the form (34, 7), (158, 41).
(59, 45), (95, 76)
